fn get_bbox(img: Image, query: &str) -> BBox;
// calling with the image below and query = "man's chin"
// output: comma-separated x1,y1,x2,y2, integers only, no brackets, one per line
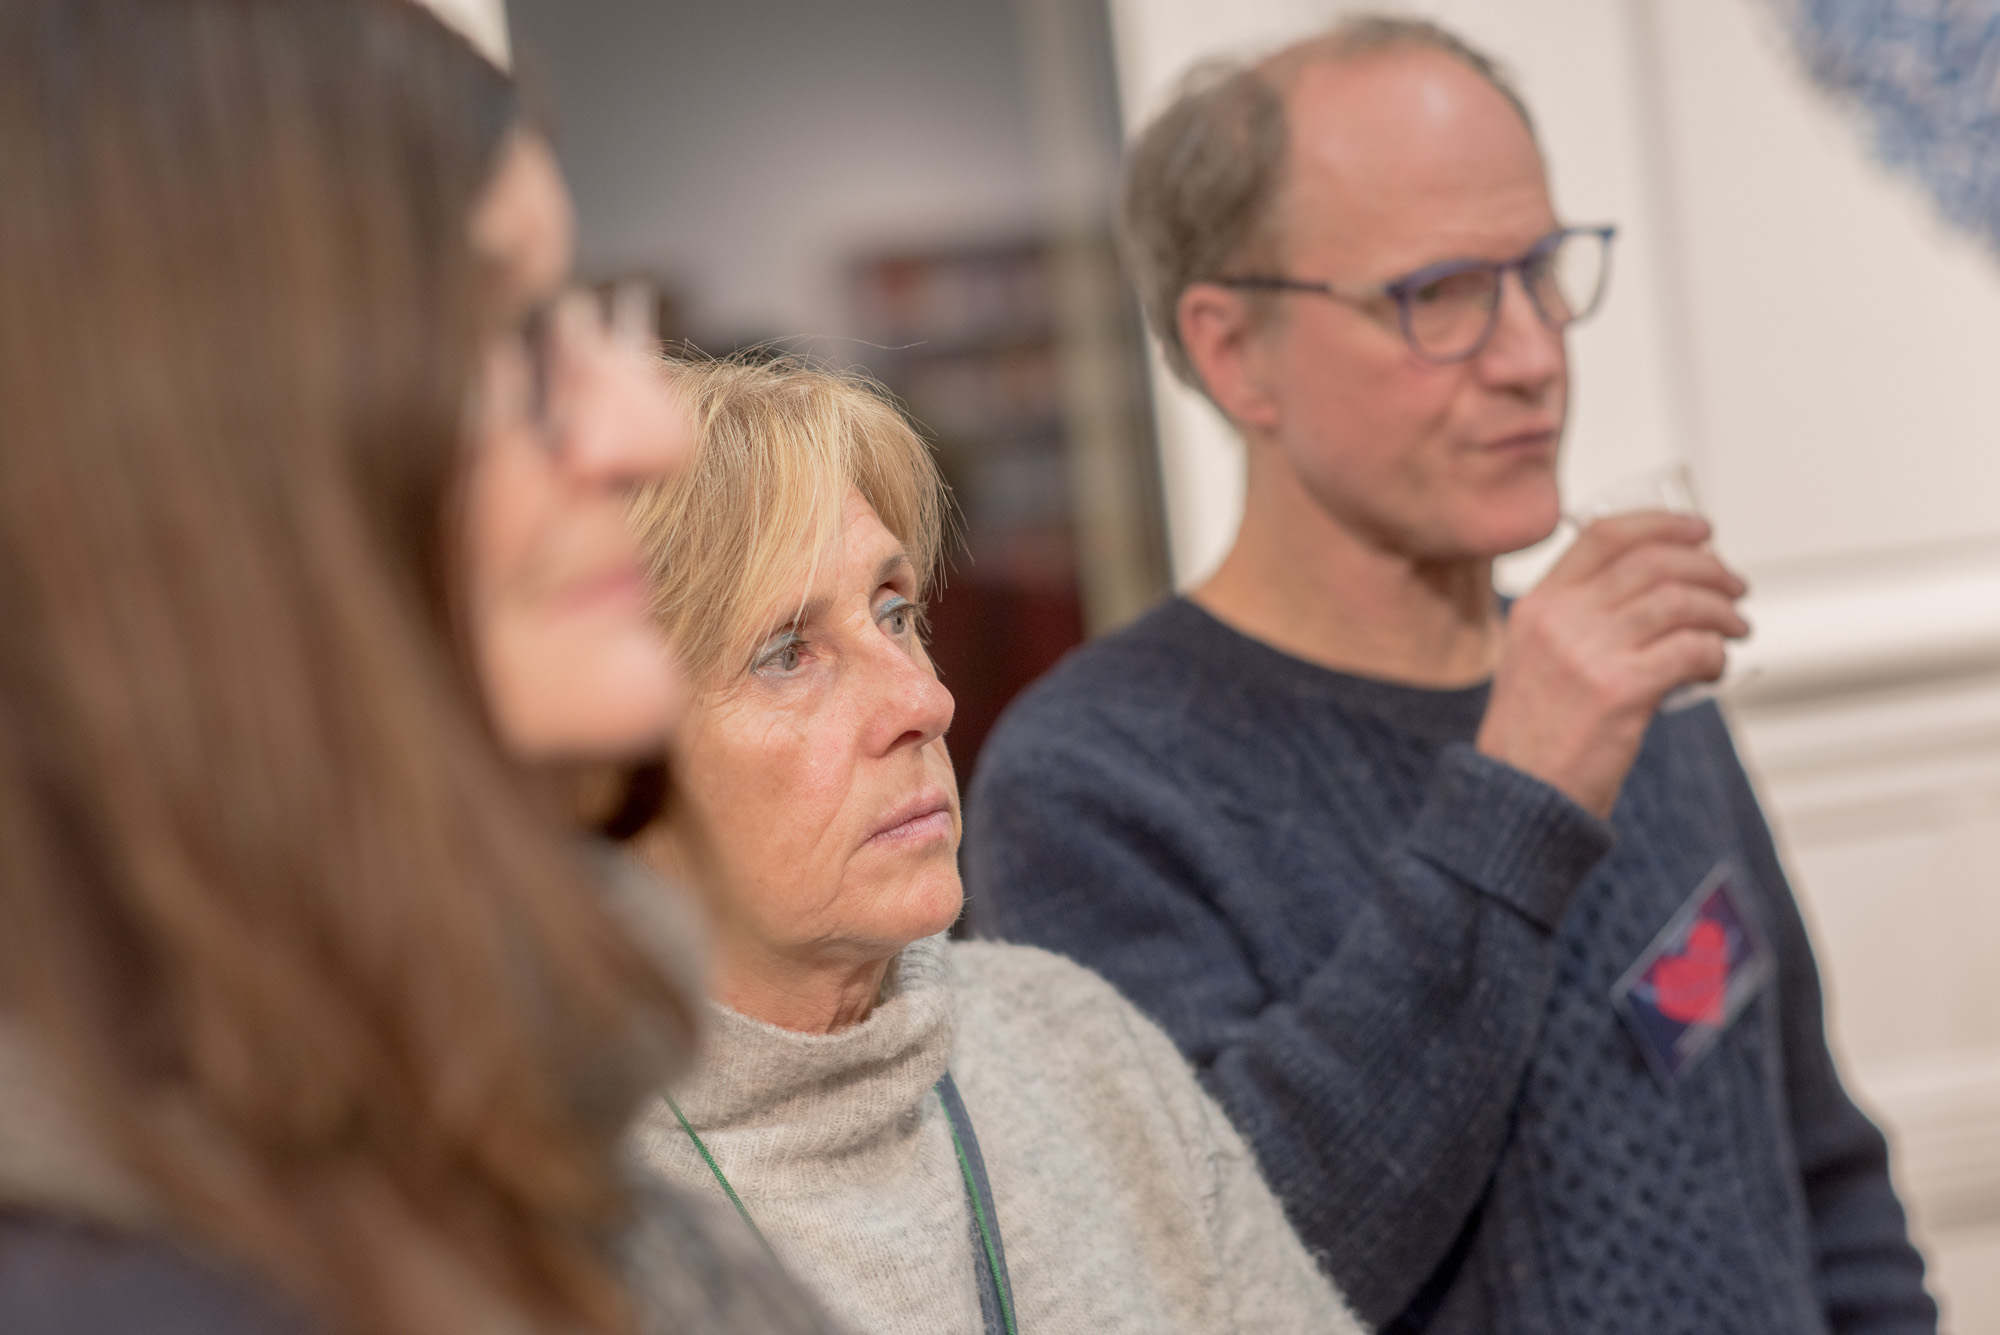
1439,500,1563,562
1496,514,1566,558
1476,481,1565,554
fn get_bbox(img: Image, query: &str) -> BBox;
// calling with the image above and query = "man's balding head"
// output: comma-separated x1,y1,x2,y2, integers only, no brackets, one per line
1120,16,1536,394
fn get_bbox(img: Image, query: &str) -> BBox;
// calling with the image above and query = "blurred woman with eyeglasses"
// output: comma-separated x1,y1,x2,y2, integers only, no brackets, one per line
0,2,838,1332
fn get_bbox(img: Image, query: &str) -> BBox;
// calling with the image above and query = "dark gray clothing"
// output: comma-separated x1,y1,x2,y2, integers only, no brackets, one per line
0,1213,306,1335
0,1185,840,1335
965,597,1936,1335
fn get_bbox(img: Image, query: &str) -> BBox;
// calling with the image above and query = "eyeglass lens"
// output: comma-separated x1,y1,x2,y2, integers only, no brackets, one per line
1402,229,1610,362
522,282,658,442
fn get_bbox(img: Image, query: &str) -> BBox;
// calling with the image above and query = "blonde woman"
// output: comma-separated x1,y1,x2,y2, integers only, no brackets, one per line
627,358,1363,1335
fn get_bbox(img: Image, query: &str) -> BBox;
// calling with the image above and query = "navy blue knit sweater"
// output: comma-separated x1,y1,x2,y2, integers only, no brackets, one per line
964,597,1935,1335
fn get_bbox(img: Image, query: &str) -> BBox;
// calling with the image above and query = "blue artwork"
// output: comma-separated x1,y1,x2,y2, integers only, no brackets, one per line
1761,0,2000,253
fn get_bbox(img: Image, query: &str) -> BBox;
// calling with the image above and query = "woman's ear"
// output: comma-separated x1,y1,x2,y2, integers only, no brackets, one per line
1178,283,1282,435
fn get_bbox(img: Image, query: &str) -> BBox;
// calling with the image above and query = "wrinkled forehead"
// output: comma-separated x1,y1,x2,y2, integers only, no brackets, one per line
749,485,909,614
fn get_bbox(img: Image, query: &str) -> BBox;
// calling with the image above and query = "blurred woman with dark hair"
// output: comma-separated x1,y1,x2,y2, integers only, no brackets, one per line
0,2,835,1332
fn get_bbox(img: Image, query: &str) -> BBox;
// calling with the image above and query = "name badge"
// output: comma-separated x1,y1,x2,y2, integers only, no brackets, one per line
1610,863,1772,1088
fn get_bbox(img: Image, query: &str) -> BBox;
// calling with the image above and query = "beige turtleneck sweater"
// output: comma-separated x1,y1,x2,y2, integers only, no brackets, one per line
632,934,1364,1334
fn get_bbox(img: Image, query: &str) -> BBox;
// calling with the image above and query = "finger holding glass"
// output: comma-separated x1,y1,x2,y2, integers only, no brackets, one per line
1567,464,1754,713
1476,507,1751,818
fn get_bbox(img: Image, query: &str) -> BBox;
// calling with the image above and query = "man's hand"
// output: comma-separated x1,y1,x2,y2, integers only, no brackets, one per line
1476,513,1749,818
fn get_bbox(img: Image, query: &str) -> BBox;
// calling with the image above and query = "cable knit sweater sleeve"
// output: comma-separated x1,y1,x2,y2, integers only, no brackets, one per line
951,941,1365,1335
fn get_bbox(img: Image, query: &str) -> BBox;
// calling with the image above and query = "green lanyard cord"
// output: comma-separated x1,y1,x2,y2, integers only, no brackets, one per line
662,1092,776,1260
666,1081,1018,1334
944,1091,1019,1335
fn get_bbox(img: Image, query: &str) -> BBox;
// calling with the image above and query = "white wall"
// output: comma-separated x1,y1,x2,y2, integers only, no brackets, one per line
1107,0,2000,1326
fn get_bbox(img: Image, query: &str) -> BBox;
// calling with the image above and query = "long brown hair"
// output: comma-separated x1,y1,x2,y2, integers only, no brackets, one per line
0,1,692,1330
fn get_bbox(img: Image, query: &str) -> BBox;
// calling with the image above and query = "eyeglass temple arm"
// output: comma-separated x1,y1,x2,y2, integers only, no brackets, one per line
1213,225,1614,301
1210,275,1385,304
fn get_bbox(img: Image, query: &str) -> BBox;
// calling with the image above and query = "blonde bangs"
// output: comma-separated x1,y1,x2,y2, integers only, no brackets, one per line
630,357,947,687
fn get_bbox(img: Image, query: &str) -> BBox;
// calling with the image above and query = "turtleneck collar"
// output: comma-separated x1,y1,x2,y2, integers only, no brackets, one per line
670,934,955,1156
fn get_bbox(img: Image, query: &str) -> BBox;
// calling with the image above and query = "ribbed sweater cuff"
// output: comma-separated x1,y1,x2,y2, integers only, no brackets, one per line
1403,743,1614,933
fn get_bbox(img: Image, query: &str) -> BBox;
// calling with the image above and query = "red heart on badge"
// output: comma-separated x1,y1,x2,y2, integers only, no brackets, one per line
1650,918,1728,1026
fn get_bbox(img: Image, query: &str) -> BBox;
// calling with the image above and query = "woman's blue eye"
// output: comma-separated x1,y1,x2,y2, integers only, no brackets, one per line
880,597,923,639
754,631,805,674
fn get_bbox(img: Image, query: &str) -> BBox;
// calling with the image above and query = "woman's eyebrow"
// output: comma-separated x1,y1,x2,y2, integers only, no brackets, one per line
876,552,913,586
769,594,831,634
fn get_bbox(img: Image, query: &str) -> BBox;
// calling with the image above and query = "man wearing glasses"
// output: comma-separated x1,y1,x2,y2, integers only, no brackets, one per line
964,15,1934,1334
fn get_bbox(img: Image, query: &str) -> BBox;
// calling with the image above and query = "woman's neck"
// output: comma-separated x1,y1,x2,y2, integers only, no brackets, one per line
712,942,895,1035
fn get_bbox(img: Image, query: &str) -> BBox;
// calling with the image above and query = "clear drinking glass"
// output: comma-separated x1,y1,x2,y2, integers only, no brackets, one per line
1571,461,1703,526
1566,463,1751,713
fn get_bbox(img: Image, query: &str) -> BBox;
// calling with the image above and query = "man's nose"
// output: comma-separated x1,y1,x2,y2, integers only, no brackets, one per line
1475,269,1566,390
557,343,693,488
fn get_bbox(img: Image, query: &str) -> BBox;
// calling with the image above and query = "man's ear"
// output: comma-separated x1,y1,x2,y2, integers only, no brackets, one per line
1178,283,1280,434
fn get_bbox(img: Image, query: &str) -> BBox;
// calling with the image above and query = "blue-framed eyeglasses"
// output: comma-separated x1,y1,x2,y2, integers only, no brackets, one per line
1214,224,1616,364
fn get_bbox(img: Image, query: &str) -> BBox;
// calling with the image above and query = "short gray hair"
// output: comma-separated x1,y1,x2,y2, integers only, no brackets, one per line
1118,15,1537,396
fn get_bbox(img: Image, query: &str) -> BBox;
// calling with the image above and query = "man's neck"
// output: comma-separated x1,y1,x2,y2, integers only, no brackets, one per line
1190,457,1501,688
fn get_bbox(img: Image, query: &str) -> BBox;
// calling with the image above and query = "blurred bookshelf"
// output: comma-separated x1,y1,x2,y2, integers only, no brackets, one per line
850,234,1168,783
